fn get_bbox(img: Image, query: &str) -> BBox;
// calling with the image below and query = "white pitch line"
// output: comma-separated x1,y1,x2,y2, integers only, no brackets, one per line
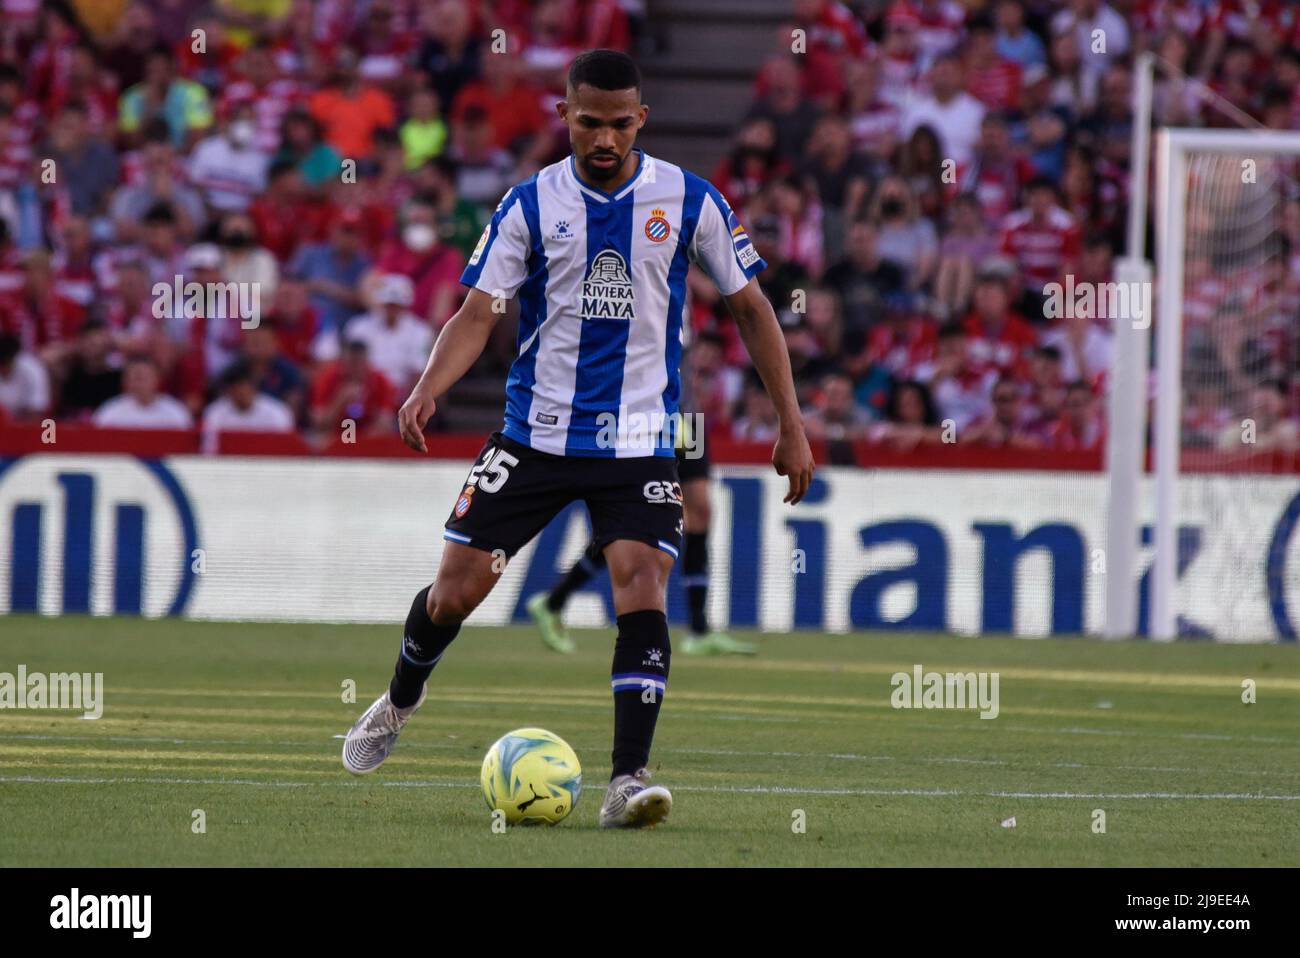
8,733,1300,779
3,774,1300,801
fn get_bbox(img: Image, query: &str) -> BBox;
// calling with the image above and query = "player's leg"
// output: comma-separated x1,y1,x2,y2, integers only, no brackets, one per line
344,431,566,774
525,540,609,654
584,453,682,828
343,544,499,774
390,543,500,707
677,446,756,657
599,538,675,828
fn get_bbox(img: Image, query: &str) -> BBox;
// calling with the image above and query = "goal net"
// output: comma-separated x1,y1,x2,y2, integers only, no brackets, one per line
1150,129,1300,640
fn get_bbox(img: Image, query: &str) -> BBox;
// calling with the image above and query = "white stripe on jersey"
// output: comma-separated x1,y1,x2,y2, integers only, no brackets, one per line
461,150,765,458
527,163,589,455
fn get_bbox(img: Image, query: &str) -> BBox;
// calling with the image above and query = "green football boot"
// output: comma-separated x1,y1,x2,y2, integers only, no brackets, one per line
526,592,576,654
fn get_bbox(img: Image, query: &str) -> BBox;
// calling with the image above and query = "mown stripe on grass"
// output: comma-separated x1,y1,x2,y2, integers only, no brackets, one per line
4,773,1300,801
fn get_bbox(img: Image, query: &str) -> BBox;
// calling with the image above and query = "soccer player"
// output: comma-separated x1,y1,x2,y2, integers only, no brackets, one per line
525,411,759,657
342,50,814,829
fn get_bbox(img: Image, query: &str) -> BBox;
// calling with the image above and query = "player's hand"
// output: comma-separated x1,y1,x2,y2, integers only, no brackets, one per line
773,424,815,504
397,388,436,453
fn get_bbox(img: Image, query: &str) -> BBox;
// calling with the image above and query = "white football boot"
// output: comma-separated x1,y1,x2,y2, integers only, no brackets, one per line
342,686,427,775
599,768,672,828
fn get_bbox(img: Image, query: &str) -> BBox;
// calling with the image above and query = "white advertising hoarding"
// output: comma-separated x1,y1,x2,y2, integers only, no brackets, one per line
1,454,1296,641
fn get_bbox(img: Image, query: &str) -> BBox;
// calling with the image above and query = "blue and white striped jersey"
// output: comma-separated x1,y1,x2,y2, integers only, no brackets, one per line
460,150,767,458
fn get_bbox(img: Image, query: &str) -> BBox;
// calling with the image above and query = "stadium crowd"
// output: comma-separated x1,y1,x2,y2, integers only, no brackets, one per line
0,0,1297,455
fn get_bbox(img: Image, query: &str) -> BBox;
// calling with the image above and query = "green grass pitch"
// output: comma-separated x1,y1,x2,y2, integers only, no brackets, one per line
2,615,1299,867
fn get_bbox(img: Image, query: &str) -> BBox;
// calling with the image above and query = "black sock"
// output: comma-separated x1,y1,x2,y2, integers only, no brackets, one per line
547,546,608,612
610,609,670,779
683,531,709,635
389,586,460,708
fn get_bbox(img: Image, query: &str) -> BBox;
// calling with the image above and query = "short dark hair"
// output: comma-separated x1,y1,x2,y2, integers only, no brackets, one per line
220,359,255,388
1025,175,1058,197
568,49,641,94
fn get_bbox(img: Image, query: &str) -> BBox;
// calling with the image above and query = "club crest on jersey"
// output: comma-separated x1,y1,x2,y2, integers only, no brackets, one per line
581,249,635,320
644,208,671,243
454,485,474,517
727,208,760,269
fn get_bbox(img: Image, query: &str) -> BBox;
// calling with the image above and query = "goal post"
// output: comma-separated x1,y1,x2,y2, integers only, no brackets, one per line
1147,128,1300,641
1102,53,1155,640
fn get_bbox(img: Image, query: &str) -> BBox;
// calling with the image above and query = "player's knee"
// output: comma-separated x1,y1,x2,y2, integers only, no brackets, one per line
428,581,478,624
612,556,669,600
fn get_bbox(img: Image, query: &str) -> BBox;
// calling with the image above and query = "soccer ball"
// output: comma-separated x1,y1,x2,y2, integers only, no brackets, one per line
480,727,583,826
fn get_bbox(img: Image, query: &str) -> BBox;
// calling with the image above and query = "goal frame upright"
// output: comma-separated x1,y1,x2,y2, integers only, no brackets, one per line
1147,128,1300,640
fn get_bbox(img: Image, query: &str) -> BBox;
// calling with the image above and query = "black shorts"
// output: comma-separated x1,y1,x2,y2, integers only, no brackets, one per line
444,432,684,561
675,413,711,483
676,437,711,483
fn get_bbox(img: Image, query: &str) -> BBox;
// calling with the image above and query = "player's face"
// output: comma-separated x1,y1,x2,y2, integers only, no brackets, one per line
558,85,647,184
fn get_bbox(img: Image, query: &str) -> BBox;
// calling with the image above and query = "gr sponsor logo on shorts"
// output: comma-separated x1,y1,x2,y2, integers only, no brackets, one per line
643,481,682,505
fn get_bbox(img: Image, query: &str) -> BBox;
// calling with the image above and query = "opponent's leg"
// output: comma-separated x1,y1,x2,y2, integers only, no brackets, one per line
598,539,674,828
526,542,608,654
343,543,499,774
679,477,756,656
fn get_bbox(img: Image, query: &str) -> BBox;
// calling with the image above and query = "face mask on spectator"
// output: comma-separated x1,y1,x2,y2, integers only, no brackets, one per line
223,230,254,249
403,223,436,251
228,120,255,148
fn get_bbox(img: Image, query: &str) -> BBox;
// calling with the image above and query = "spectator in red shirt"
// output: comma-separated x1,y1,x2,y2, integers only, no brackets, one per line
51,215,98,315
249,159,335,263
451,46,550,163
265,276,320,367
962,374,1040,447
964,12,1022,111
219,41,305,157
794,0,870,60
962,266,1038,379
998,176,1081,321
865,291,938,381
961,112,1034,226
350,0,419,90
310,337,398,438
1043,380,1105,451
14,251,87,362
369,195,466,328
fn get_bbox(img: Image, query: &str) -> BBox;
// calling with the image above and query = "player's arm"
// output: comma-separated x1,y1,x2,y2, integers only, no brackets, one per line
722,278,815,504
397,288,503,452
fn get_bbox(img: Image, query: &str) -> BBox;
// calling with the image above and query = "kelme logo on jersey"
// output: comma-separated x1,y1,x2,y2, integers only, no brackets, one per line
644,208,670,243
580,249,635,320
728,208,760,269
